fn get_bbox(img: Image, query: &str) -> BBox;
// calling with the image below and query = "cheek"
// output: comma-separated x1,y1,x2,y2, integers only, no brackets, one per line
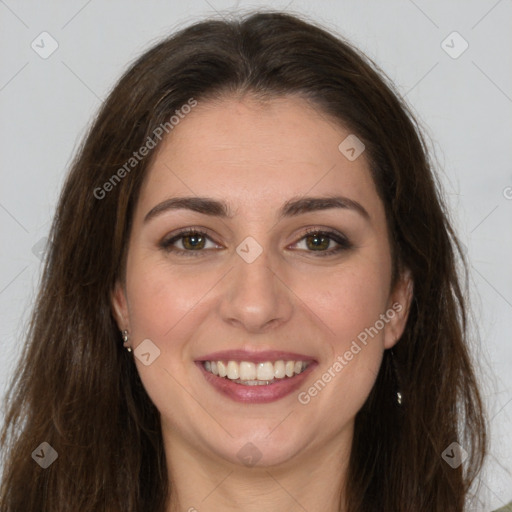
123,259,210,423
125,257,209,341
292,255,391,409
295,257,391,347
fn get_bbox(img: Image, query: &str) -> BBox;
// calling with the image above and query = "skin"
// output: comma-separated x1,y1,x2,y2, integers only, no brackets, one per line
112,95,412,512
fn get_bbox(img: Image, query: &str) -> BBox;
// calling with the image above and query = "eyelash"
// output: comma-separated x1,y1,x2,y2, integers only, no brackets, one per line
159,227,353,258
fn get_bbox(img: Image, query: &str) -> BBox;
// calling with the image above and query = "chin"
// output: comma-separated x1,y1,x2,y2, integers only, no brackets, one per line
211,427,312,469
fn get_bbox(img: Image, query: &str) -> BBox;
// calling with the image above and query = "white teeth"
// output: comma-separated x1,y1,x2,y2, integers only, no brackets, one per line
217,361,227,377
256,362,274,380
203,359,310,381
226,361,239,380
239,361,256,380
274,360,285,379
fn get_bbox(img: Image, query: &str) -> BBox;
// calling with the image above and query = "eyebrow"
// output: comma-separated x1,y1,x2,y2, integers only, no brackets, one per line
143,195,370,224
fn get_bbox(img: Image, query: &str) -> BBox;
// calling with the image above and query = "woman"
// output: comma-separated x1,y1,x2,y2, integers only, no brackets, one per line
0,10,490,512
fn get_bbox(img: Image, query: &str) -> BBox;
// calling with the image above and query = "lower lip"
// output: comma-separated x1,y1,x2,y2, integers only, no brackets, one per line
196,362,317,404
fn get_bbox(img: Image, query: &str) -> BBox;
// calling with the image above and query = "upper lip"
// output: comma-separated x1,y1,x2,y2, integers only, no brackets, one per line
196,349,316,363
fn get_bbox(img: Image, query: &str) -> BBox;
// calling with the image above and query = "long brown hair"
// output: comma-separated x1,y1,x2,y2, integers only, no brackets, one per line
0,11,486,511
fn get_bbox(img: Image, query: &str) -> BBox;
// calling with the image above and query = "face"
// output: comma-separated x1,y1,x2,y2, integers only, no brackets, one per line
112,95,411,470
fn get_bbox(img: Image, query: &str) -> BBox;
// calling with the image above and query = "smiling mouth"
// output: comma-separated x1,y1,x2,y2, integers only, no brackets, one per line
202,359,311,386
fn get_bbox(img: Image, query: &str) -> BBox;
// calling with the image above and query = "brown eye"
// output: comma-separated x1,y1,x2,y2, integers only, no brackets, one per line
181,233,206,250
292,229,353,257
304,233,331,251
160,229,219,256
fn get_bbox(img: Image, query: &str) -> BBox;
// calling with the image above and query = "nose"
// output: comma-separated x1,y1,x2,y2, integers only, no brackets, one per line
218,245,294,333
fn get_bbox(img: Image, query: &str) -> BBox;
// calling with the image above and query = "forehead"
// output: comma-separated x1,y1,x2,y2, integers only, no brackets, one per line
136,95,382,222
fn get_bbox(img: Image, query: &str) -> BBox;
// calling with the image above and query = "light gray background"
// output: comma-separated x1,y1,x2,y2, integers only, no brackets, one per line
0,0,511,509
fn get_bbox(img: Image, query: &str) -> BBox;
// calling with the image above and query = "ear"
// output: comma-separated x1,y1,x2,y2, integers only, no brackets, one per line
111,280,130,332
383,269,413,349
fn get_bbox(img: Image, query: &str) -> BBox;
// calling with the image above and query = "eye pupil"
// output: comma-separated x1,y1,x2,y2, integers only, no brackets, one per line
183,233,205,250
306,233,330,251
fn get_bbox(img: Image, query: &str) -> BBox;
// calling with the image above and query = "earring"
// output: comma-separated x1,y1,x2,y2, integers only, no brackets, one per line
122,330,132,352
389,347,403,406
